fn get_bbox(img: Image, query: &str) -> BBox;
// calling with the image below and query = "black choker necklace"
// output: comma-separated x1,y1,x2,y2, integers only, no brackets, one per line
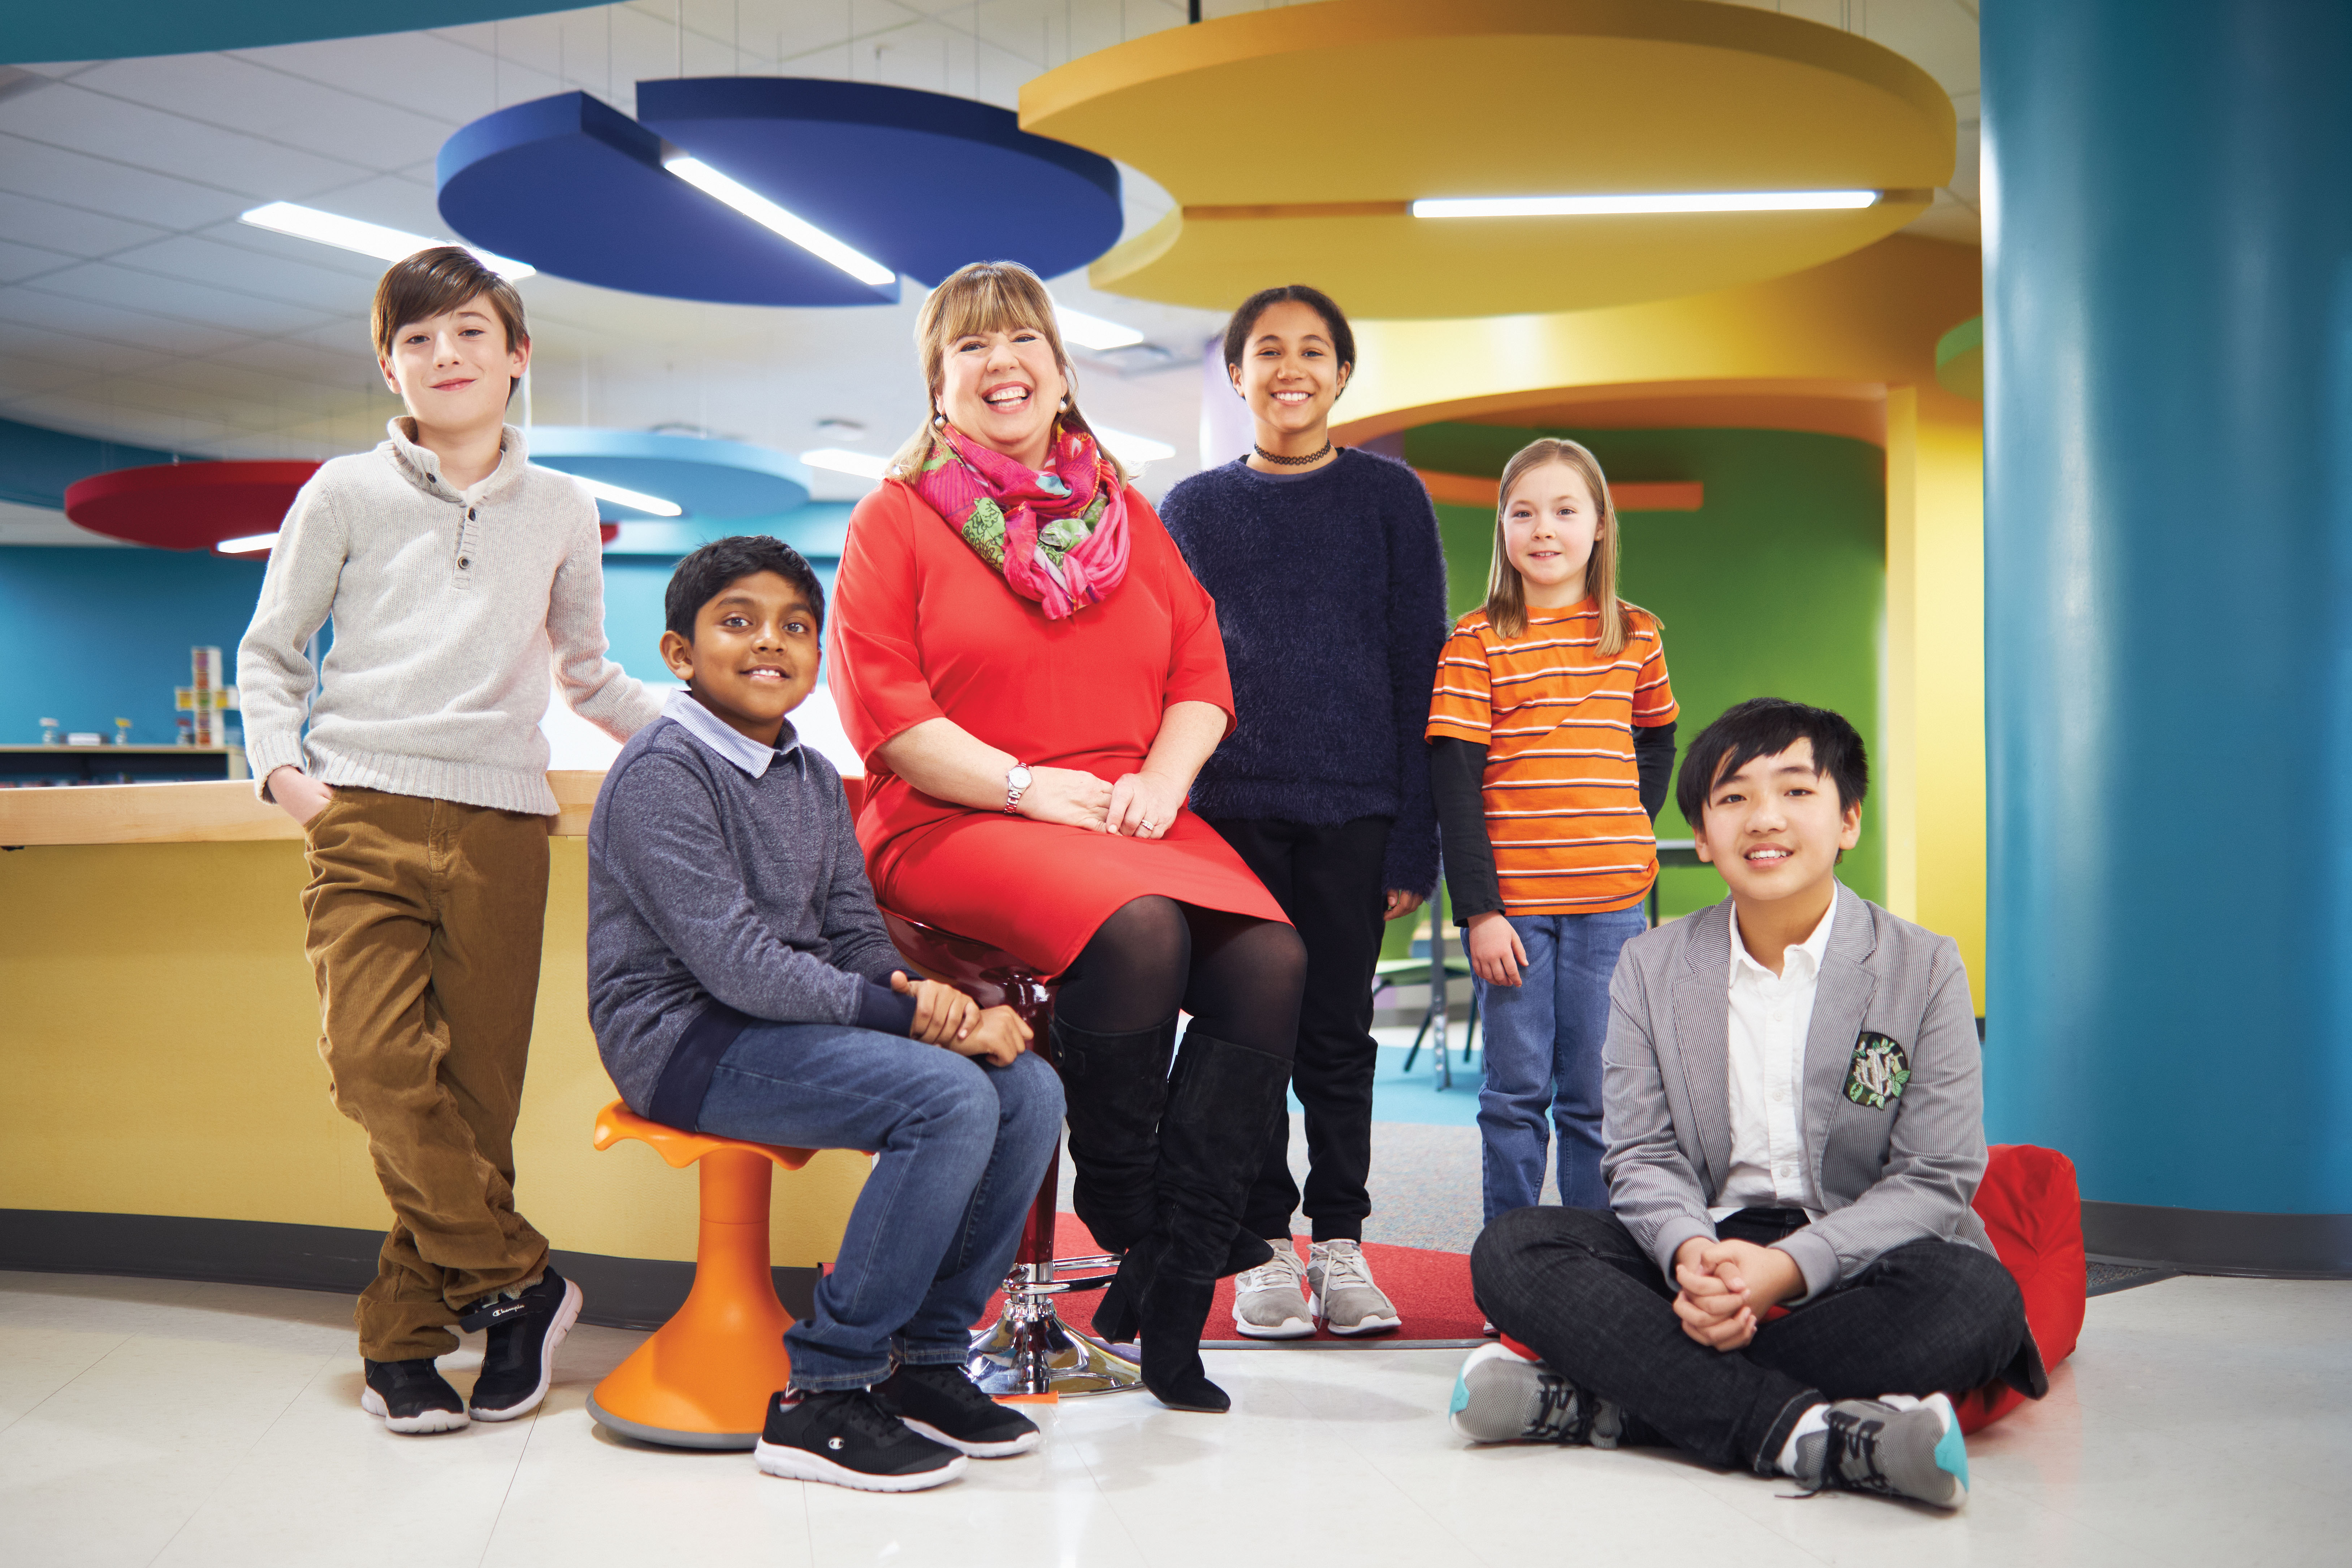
1253,439,1333,467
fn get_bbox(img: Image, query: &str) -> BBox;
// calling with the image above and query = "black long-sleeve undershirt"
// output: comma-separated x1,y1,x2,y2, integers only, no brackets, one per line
1431,723,1678,924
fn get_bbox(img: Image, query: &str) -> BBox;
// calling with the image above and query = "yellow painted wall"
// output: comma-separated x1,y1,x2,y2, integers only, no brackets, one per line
1337,235,1987,1003
0,838,870,1265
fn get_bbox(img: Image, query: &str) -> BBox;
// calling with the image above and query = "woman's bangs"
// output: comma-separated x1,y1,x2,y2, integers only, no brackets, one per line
935,271,1051,346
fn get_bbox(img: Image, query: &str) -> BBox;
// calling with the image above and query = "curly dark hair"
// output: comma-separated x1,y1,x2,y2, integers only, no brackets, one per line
1221,283,1356,373
664,534,826,640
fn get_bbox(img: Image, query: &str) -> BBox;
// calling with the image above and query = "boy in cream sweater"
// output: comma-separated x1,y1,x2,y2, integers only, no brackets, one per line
238,247,660,1434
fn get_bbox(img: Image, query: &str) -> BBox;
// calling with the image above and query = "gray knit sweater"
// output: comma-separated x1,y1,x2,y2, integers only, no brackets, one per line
237,418,660,815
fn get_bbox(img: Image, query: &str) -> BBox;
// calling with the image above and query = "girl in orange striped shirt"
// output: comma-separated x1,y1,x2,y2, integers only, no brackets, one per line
1426,438,1679,1221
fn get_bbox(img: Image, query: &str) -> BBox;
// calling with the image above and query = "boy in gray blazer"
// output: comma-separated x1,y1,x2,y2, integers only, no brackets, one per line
1452,699,2041,1510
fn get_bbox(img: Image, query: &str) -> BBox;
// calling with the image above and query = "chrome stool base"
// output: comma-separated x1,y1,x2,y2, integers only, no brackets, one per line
965,1255,1143,1397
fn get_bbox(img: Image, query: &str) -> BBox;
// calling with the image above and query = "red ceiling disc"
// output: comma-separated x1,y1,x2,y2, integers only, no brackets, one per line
64,461,322,550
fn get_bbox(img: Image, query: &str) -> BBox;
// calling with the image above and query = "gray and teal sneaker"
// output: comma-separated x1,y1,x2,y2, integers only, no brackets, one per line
1448,1342,1623,1446
1792,1393,1969,1510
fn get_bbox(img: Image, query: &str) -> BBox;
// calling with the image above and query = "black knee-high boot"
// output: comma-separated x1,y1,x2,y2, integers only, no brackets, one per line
1054,1014,1178,1255
1127,1028,1294,1412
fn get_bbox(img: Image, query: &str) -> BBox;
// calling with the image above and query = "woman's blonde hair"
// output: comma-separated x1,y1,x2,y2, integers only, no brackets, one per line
1485,436,1652,652
887,260,1128,484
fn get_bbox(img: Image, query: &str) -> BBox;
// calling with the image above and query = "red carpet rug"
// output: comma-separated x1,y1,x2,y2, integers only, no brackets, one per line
981,1214,1485,1346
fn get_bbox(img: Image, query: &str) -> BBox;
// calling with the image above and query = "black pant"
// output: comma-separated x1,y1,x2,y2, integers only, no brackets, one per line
1471,1205,2032,1473
1207,815,1392,1243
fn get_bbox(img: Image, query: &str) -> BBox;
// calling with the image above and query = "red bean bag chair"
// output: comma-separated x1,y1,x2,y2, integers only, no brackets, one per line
1949,1142,2083,1431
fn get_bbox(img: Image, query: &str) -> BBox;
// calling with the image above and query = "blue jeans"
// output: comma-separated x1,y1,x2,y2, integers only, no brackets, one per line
1473,906,1650,1222
694,1023,1064,1391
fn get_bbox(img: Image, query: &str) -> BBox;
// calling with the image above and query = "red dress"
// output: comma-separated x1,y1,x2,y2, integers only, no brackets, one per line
830,479,1288,975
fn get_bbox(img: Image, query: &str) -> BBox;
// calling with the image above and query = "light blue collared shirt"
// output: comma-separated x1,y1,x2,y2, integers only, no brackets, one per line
662,688,803,780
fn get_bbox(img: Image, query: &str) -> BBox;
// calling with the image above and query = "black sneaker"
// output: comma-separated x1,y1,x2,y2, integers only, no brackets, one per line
464,1268,584,1422
753,1389,968,1491
360,1357,469,1434
876,1361,1042,1457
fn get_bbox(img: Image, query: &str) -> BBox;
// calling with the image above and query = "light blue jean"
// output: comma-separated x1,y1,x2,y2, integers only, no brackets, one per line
695,1023,1064,1391
1473,906,1651,1223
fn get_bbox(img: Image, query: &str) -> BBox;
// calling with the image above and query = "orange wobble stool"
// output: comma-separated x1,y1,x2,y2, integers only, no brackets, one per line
585,1100,822,1449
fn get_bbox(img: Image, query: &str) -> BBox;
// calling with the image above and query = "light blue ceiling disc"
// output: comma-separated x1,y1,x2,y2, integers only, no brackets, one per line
6,3,556,66
437,92,900,307
527,428,812,522
635,77,1124,287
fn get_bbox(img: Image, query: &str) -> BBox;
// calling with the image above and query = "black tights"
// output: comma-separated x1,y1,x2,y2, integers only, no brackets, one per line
1054,896,1304,1058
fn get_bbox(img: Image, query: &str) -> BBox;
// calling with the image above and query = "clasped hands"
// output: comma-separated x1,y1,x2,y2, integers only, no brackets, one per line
1670,1235,1804,1352
890,971,1031,1066
1009,764,1183,839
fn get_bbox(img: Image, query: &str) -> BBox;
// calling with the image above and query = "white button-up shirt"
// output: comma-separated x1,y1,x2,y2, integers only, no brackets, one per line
1710,897,1837,1220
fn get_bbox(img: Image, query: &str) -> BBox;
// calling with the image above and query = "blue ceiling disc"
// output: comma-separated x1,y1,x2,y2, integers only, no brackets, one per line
437,92,899,307
636,78,1123,287
527,428,812,521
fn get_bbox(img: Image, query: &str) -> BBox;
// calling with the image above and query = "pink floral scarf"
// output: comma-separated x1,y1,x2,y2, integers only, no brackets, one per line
912,423,1129,619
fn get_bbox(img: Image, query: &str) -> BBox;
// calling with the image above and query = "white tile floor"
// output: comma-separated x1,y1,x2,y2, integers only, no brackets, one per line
4,1268,2346,1567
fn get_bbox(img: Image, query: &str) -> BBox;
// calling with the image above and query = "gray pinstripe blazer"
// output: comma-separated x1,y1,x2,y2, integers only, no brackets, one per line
1599,883,1995,1302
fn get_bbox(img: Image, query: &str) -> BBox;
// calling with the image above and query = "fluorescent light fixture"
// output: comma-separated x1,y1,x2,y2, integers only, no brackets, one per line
1411,190,1879,219
1055,304,1145,352
663,155,896,288
801,447,891,480
1096,426,1176,465
215,531,280,555
238,201,535,278
571,476,683,517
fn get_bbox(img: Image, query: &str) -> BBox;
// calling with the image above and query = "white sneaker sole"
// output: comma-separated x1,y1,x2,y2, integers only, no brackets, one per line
899,1416,1042,1457
1232,1297,1315,1339
755,1439,968,1491
360,1386,469,1434
470,1277,583,1422
1311,1288,1402,1336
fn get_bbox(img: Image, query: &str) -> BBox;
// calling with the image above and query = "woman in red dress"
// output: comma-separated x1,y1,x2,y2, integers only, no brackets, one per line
829,261,1304,1413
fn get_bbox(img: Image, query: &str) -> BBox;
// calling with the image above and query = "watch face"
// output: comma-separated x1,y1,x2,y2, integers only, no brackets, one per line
1008,766,1033,790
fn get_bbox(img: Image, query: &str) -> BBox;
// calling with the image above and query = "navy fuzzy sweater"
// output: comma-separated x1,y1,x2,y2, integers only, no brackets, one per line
1160,450,1448,894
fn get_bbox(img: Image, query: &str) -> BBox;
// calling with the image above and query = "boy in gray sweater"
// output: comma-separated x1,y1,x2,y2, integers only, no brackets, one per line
588,536,1062,1493
237,248,660,1435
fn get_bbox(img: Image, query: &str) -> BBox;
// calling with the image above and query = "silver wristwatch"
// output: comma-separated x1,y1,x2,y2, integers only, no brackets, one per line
1003,763,1033,814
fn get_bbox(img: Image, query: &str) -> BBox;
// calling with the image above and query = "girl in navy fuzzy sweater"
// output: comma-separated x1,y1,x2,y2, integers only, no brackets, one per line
1160,284,1448,1338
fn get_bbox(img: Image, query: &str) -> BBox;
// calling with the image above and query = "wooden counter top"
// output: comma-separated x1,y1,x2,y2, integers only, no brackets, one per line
0,772,607,846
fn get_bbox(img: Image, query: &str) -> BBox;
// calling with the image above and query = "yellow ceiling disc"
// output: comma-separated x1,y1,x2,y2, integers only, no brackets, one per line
1022,0,1953,320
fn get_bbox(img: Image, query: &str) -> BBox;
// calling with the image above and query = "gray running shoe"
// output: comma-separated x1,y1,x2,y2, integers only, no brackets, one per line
1448,1342,1623,1446
1308,1239,1401,1336
1792,1393,1970,1510
1231,1238,1314,1339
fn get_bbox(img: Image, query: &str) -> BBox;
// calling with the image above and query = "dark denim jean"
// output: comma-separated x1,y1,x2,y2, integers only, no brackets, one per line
695,1023,1064,1391
1473,906,1650,1220
1471,1205,2031,1472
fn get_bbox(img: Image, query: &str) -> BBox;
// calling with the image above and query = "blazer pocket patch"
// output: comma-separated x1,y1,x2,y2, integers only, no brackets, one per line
1843,1031,1911,1109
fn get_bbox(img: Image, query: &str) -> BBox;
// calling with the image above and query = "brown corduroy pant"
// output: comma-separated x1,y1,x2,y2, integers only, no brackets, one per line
302,787,553,1361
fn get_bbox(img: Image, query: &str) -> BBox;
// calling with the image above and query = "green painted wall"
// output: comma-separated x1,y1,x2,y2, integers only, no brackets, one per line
1403,424,1886,921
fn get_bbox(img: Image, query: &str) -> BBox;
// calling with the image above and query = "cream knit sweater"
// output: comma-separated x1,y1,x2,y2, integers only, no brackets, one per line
238,418,662,815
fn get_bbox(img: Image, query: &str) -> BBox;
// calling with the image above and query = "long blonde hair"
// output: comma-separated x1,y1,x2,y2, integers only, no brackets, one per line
886,260,1128,484
1485,437,1652,652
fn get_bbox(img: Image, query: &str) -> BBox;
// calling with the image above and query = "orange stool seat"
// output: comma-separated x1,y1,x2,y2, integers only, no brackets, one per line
584,1100,820,1450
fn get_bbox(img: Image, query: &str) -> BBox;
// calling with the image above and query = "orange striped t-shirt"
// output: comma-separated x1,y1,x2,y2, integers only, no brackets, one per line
1424,598,1678,915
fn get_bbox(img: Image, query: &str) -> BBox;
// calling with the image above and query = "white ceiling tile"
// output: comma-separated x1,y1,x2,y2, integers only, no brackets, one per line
110,230,383,314
0,285,254,356
0,133,251,229
233,31,504,128
0,235,77,283
0,187,170,257
29,262,336,337
0,319,182,376
0,87,370,202
68,55,459,170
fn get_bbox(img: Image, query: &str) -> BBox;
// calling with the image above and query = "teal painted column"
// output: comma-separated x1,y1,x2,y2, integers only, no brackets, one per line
1983,0,2352,1272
